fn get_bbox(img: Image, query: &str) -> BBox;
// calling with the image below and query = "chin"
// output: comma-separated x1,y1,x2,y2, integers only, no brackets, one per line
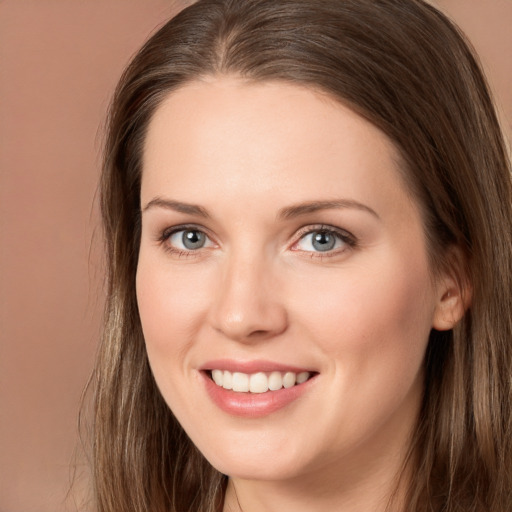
199,436,314,481
212,458,303,482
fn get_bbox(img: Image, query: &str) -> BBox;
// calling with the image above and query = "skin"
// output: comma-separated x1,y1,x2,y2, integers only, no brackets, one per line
136,77,463,512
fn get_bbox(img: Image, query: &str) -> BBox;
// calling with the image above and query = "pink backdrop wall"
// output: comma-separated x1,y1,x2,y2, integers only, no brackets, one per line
0,1,510,511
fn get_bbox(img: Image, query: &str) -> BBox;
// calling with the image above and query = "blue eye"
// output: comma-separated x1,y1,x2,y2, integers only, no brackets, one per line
167,228,213,251
295,229,351,253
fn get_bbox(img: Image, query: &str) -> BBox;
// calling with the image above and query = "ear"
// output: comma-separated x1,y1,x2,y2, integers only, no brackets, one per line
432,247,472,331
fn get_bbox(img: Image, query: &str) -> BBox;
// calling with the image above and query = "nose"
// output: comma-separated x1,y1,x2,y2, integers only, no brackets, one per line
208,252,288,343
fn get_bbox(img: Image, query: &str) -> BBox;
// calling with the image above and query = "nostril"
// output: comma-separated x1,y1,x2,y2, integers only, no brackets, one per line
249,329,269,337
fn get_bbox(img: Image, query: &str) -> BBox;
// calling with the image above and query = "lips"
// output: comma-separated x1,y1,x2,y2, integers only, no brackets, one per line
201,359,314,374
200,359,317,417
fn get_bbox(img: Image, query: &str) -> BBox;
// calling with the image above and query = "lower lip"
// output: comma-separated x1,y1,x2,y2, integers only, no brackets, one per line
202,371,316,418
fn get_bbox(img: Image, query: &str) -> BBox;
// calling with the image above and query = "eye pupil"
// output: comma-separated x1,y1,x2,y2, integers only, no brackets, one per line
312,231,336,252
182,230,205,249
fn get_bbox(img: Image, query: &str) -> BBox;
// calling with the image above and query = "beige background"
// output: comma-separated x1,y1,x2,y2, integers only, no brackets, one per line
0,1,510,511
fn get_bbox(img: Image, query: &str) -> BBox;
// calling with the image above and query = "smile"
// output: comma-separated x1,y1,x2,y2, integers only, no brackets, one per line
201,363,318,417
210,370,311,393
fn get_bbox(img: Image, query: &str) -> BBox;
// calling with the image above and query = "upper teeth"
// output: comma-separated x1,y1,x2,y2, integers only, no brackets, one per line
211,370,310,393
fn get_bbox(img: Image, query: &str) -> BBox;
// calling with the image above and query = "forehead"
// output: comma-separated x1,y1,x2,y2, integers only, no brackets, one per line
141,77,411,214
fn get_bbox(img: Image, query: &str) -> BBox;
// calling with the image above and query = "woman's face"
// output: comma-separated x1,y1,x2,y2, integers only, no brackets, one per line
137,77,449,483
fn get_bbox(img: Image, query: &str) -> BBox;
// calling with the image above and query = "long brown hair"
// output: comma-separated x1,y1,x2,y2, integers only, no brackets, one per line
92,1,512,510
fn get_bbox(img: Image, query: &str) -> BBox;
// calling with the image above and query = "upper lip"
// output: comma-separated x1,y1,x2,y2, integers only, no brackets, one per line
200,359,315,374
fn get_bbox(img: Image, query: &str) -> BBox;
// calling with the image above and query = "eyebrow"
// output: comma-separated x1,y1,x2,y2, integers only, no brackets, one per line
277,199,379,220
141,197,379,220
142,197,210,217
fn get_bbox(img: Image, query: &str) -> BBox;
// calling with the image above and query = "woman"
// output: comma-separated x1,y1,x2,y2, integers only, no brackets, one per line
91,0,512,511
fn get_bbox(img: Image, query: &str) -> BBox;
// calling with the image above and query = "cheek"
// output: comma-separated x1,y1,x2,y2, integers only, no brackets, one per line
295,251,435,380
288,254,435,447
135,255,209,368
135,255,216,424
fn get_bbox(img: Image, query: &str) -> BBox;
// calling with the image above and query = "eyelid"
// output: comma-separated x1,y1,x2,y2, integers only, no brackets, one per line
160,223,210,239
293,223,354,239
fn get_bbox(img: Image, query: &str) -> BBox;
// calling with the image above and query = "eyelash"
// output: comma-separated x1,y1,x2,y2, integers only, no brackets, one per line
156,223,357,259
157,224,212,258
292,224,357,259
